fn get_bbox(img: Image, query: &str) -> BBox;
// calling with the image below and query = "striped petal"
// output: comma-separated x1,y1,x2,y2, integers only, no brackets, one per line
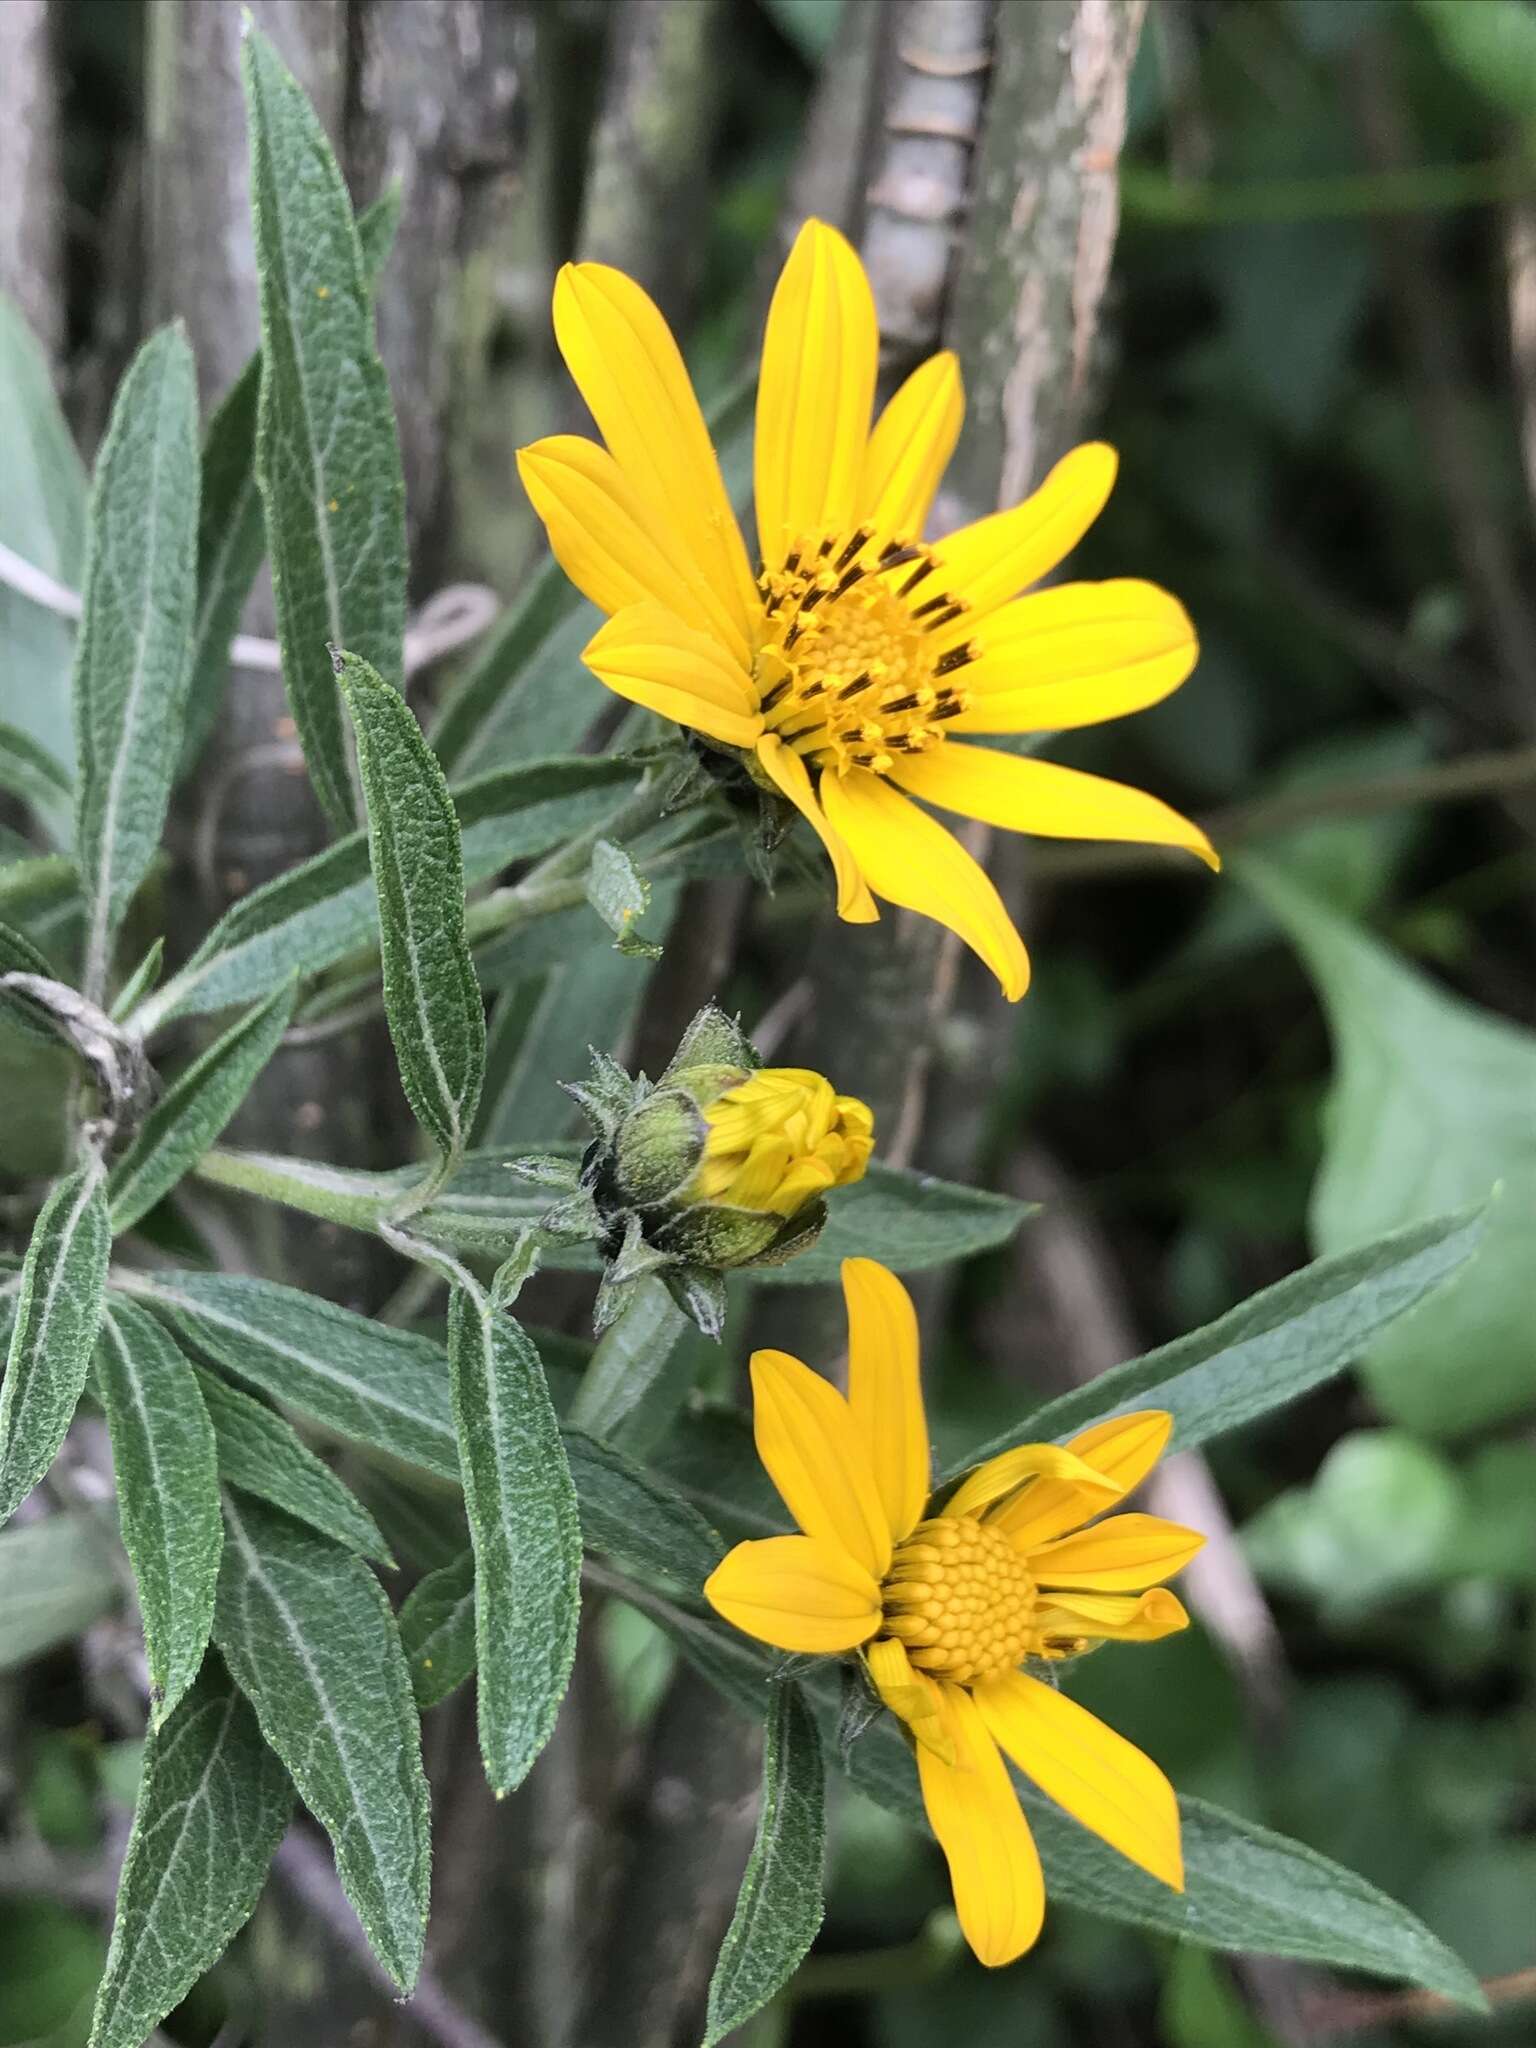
552,261,760,648
859,351,964,540
991,1411,1173,1549
756,219,878,569
820,768,1030,1001
889,746,1219,871
1033,1587,1192,1645
517,435,753,663
973,1670,1183,1892
931,443,1118,621
942,1444,1122,1525
755,735,878,922
916,1685,1045,1967
704,1534,881,1654
1029,1512,1205,1593
951,580,1197,733
843,1259,930,1545
866,1636,952,1762
583,602,763,750
750,1348,893,1579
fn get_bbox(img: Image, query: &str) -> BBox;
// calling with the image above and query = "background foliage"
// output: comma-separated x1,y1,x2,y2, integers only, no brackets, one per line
0,2,1533,2046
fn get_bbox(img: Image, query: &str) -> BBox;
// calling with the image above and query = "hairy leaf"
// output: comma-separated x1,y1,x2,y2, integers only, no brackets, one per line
195,1362,392,1565
0,721,72,844
953,1204,1487,1477
338,651,484,1164
399,1549,476,1709
0,914,59,1043
72,326,199,995
0,1163,112,1526
214,1493,430,1990
705,1681,825,2047
242,23,406,829
109,982,296,1231
446,1291,578,1793
89,1659,292,2048
0,1507,119,1671
96,1303,222,1725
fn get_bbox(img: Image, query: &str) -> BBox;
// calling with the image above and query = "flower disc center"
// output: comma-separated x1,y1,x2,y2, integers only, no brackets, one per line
880,1514,1036,1687
755,529,974,774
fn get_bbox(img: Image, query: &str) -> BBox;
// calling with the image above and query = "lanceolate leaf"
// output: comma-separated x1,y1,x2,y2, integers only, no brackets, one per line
138,754,637,1028
0,915,59,1043
89,1659,293,2048
563,1430,724,1588
129,1270,459,1484
337,651,485,1165
242,23,406,830
446,1290,579,1794
0,721,72,842
0,1163,112,1527
399,1548,476,1709
180,189,403,777
0,1507,119,1672
704,1681,826,2048
951,1204,1487,1479
73,325,200,996
214,1492,430,1991
194,1363,392,1565
95,1303,222,1726
108,981,296,1232
754,1166,1033,1286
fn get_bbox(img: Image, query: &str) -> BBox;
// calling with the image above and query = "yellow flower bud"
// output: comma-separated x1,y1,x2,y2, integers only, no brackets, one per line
689,1068,874,1219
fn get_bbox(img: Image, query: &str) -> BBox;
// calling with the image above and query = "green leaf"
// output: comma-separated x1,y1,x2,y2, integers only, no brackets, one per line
0,294,86,834
213,1492,430,1991
586,838,662,958
108,981,296,1231
95,1303,222,1726
194,1362,393,1565
953,1204,1486,1478
399,1549,476,1709
1244,860,1536,1437
756,1164,1034,1286
72,325,200,996
630,1590,1484,2009
89,1658,292,2048
0,1163,112,1526
0,914,60,1043
0,721,72,844
109,937,164,1022
704,1681,826,2048
0,1508,119,1671
337,650,485,1165
564,1429,724,1586
241,23,406,830
430,558,595,774
140,755,636,1028
446,1290,579,1793
1414,0,1536,120
129,1270,459,1483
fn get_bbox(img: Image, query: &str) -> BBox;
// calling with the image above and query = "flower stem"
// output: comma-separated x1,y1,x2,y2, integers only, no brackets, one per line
567,1275,691,1442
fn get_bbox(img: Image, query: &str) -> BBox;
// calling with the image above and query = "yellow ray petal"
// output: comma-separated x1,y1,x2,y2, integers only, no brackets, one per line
552,262,760,645
859,351,964,539
951,579,1197,733
842,1259,930,1545
866,1637,953,1762
942,1444,1122,1525
1029,1513,1205,1592
755,735,879,922
750,1349,894,1579
820,768,1030,1001
974,1669,1183,1891
932,443,1118,620
583,602,763,750
756,219,878,568
704,1534,881,1653
889,746,1219,871
517,435,752,663
1033,1587,1191,1644
990,1411,1173,1549
917,1685,1045,1967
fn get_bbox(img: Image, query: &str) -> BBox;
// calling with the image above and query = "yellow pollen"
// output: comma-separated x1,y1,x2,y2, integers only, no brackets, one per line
879,1515,1036,1687
755,529,973,774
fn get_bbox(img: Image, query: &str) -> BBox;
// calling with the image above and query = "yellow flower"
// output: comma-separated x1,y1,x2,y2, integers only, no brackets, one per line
703,1259,1202,1966
519,219,1217,1002
690,1068,873,1218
